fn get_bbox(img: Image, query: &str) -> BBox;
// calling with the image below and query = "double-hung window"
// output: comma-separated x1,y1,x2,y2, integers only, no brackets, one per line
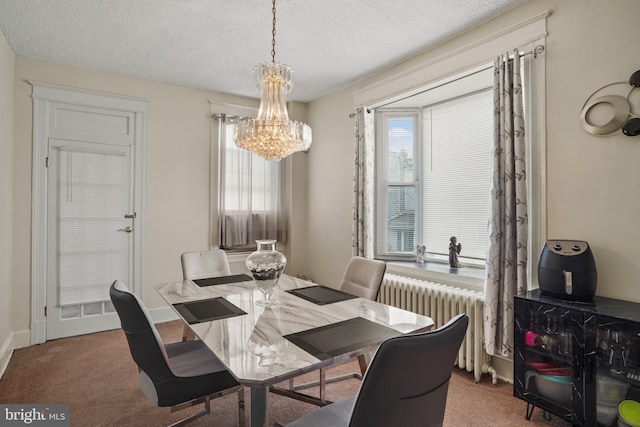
217,115,287,251
375,71,494,267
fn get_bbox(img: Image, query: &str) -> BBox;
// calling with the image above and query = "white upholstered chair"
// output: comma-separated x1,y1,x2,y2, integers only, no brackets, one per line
181,249,232,280
338,256,387,301
179,249,232,341
290,256,387,402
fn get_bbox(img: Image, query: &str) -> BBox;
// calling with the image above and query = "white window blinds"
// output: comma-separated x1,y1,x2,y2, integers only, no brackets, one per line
422,89,493,260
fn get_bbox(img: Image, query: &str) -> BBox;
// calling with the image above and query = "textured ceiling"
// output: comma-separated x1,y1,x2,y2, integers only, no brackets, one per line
0,0,528,102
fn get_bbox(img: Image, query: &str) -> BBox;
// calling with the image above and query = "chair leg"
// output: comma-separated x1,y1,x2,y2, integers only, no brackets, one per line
169,385,244,427
169,396,211,427
292,353,368,394
357,353,368,375
237,388,246,427
181,325,195,342
319,369,326,402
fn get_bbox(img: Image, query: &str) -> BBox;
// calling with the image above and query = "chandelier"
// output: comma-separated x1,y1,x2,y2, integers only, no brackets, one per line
234,0,312,161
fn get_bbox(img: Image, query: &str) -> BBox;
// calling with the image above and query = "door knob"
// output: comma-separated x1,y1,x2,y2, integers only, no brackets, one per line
117,226,133,233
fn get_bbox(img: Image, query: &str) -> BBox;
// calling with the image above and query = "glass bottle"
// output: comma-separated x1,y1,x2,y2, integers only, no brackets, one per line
541,315,558,353
525,313,543,347
245,240,287,307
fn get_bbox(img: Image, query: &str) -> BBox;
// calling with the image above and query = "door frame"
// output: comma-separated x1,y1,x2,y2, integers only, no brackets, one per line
30,82,147,344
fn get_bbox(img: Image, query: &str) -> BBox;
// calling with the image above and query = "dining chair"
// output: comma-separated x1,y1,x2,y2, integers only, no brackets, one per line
180,249,232,341
181,249,232,280
281,313,469,427
109,280,245,427
289,256,387,401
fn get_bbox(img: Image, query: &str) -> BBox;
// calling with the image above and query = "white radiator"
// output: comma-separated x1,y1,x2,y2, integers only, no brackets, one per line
379,273,496,383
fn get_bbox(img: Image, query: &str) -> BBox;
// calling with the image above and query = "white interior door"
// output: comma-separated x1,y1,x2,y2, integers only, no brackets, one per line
46,139,134,339
30,84,147,343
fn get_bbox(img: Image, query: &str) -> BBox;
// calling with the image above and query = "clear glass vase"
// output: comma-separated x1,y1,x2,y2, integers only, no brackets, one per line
246,240,286,307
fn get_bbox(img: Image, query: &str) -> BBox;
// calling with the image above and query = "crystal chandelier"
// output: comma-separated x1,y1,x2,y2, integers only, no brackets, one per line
234,0,312,161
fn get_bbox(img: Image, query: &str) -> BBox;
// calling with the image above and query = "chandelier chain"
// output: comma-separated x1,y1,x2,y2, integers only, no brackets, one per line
271,0,277,63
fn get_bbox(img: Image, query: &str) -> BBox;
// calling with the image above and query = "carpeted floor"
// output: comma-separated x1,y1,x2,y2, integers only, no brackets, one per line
0,320,571,426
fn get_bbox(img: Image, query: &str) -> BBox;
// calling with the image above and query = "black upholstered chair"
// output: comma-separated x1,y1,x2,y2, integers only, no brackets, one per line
109,280,245,427
290,256,387,401
282,313,469,427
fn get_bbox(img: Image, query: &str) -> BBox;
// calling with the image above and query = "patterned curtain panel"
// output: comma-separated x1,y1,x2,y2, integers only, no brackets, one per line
484,50,528,358
352,107,375,258
217,114,287,249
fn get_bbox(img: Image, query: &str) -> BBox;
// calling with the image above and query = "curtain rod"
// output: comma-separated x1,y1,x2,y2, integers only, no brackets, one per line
211,113,251,122
348,44,544,117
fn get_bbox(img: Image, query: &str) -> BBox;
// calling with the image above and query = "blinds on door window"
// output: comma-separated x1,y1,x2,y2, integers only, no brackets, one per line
57,147,129,306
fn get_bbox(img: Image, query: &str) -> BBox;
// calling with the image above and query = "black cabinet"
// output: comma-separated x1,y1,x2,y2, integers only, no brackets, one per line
514,290,640,426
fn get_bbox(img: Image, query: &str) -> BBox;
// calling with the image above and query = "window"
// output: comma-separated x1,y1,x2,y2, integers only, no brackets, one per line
375,71,494,266
377,112,419,254
217,115,287,250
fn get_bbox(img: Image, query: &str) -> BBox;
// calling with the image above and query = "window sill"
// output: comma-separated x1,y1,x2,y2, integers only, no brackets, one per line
385,261,485,291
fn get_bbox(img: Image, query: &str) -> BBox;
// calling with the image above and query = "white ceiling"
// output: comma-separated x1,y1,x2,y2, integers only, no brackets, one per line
0,0,528,103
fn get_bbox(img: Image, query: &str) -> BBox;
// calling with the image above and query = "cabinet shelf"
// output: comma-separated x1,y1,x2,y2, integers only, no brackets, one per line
524,346,575,367
596,364,640,387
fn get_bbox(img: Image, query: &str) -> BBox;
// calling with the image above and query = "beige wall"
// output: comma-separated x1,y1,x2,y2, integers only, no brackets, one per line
10,56,311,336
543,0,640,302
5,0,640,345
303,90,356,285
0,30,15,357
305,0,640,302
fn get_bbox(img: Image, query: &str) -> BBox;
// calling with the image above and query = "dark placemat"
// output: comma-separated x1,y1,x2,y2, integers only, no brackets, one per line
284,317,400,360
286,285,357,305
193,274,252,287
173,297,246,324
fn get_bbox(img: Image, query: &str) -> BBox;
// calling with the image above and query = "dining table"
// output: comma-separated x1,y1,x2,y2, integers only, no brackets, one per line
157,273,434,427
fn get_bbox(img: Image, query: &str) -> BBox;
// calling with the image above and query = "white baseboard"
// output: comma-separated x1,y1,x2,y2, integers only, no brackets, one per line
0,327,43,378
0,308,176,379
148,306,179,324
12,329,31,349
491,354,514,384
0,332,15,379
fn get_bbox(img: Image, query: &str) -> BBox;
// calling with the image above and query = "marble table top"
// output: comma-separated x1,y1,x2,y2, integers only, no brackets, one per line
157,274,434,387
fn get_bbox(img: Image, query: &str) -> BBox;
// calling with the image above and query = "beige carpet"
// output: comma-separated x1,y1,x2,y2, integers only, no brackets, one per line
0,320,570,426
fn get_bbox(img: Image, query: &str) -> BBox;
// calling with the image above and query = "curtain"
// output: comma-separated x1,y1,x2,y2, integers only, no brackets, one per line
352,107,375,258
484,50,528,358
217,114,287,249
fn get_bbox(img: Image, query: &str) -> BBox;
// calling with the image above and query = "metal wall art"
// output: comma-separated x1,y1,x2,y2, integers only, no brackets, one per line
580,69,640,137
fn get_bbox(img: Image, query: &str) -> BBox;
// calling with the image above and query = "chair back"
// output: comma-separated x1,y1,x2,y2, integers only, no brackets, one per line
181,249,231,280
349,313,469,427
339,256,386,301
109,280,174,383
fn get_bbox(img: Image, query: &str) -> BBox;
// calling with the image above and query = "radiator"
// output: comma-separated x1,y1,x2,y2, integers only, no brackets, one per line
379,273,496,384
